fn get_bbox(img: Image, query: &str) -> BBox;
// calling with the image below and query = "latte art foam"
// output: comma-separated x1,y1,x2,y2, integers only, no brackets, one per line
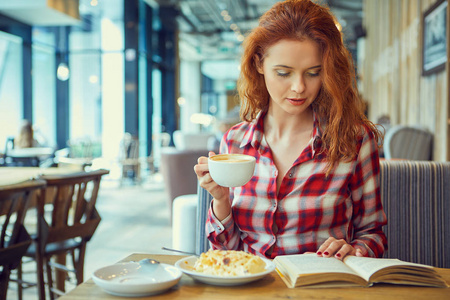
209,154,253,163
210,157,250,162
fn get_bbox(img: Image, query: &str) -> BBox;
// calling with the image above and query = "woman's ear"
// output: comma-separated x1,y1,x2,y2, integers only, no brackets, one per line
254,54,264,74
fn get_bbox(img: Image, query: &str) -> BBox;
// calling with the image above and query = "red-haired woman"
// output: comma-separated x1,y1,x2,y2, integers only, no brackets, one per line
194,0,387,260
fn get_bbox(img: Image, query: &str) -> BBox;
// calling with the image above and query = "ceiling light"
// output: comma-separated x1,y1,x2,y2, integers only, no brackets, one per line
89,75,99,84
209,105,217,114
57,63,70,81
125,48,136,61
177,97,186,106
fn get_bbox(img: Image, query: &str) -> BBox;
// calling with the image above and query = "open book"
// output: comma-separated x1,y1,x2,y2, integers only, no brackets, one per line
274,253,448,288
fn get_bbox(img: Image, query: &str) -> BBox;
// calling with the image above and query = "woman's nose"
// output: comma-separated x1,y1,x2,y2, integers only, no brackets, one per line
291,76,305,93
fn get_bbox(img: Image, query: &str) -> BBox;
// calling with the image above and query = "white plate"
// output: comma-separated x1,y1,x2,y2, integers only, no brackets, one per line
93,261,182,297
175,255,275,286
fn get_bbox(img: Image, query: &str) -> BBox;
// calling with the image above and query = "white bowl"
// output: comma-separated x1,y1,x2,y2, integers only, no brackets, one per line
93,261,182,297
175,255,275,286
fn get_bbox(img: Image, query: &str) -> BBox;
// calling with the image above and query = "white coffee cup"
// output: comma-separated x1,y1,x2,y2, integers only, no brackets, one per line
208,154,256,187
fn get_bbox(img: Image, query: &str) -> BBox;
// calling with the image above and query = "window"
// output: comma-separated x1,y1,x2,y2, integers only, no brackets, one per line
0,31,23,150
32,42,57,147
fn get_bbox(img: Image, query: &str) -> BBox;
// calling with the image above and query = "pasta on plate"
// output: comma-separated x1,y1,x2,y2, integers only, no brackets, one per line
194,250,266,277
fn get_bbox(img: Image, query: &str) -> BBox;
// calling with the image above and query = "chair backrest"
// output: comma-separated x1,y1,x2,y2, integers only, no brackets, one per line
120,133,139,160
37,170,109,249
160,147,209,218
383,125,433,160
380,160,450,268
3,136,15,154
0,179,46,295
160,132,172,147
173,130,214,151
2,136,15,166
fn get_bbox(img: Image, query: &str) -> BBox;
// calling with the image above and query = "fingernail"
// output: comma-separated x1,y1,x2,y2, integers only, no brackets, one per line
323,251,329,256
336,253,341,257
316,251,322,255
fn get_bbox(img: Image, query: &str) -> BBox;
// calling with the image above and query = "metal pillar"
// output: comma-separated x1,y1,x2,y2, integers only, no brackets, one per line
124,0,140,137
159,5,178,140
55,26,70,149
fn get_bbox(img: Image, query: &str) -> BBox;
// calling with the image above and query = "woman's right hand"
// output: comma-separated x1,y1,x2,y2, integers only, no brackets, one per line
193,151,231,220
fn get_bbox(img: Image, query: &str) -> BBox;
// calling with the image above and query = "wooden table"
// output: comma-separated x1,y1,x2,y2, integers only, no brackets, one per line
7,147,54,158
6,147,54,166
0,166,85,186
60,253,450,300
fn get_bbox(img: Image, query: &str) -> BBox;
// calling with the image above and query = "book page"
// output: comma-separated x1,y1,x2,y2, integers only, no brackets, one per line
343,256,433,282
277,253,360,277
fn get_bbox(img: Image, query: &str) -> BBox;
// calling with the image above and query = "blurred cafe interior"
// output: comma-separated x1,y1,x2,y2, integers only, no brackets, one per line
0,0,449,299
0,0,449,170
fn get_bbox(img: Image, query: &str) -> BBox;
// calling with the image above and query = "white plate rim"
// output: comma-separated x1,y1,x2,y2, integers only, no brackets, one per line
92,261,182,296
174,255,275,285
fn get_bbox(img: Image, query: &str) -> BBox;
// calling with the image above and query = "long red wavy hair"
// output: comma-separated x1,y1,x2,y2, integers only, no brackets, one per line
237,0,380,172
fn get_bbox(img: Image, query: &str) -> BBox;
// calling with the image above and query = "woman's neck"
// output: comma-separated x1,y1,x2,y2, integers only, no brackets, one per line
264,104,314,139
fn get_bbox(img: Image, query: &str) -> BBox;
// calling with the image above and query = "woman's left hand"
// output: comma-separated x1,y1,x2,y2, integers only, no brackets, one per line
316,237,364,260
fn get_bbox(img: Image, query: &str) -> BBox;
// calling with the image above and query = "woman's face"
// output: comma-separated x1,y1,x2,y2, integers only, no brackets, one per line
257,39,322,117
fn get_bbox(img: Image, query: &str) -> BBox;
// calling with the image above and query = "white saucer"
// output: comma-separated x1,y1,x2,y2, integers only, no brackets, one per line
93,261,182,297
175,255,275,286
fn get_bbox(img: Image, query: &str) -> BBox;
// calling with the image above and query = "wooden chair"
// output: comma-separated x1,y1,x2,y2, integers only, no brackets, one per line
17,169,109,299
1,136,16,166
119,133,141,185
0,179,46,300
160,147,209,221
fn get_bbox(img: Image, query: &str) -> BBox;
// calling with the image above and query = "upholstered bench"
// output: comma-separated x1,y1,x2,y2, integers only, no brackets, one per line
379,160,450,268
181,160,450,268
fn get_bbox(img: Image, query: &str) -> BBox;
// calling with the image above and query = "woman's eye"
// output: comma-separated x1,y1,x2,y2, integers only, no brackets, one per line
276,70,290,77
306,71,321,77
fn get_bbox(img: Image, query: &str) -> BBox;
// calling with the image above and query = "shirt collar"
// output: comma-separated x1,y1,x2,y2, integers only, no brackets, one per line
239,110,265,149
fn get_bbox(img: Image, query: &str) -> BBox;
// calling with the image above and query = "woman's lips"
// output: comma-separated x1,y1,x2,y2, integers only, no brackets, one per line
287,98,306,105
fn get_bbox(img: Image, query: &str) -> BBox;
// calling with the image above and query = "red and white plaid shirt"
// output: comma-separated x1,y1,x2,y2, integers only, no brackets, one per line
206,111,387,258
